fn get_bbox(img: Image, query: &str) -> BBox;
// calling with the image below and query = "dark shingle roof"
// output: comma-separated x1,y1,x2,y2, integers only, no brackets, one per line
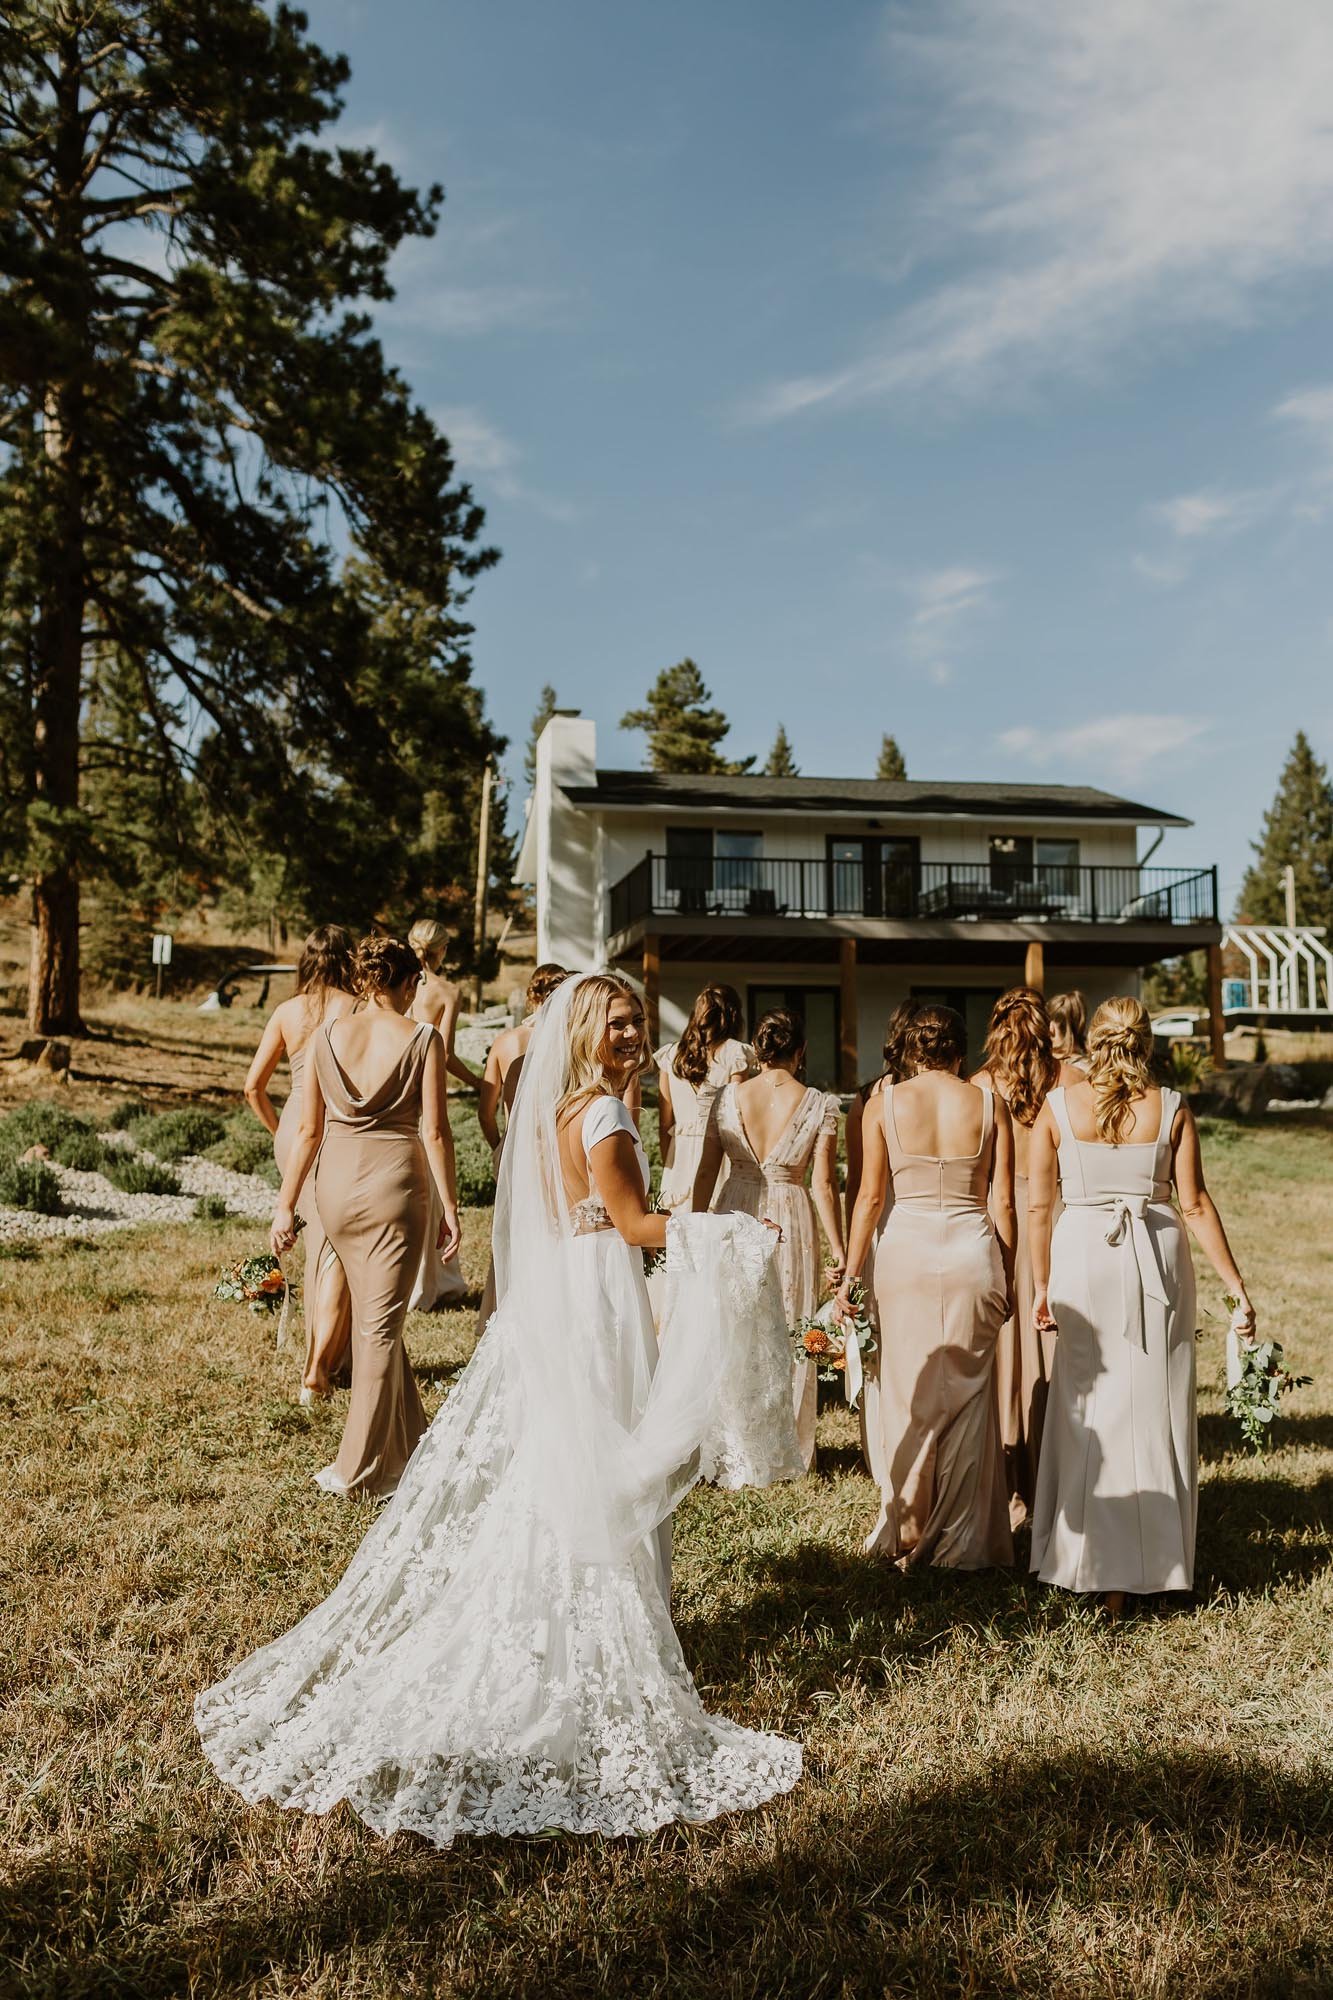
563,771,1191,827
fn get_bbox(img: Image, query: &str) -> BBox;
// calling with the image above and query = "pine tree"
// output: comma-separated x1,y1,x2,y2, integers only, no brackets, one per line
876,735,908,781
524,684,559,790
620,660,753,775
763,724,799,777
0,1,497,1032
1237,731,1333,932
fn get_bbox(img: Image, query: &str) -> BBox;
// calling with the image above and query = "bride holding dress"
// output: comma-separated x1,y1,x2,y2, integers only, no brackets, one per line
197,972,802,1844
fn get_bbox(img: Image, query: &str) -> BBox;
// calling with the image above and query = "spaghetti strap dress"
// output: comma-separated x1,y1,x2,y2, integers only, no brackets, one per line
864,1085,1013,1569
310,1023,433,1497
1030,1088,1196,1594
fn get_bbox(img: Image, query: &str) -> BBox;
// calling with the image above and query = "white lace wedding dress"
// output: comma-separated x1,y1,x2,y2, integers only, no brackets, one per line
196,986,801,1845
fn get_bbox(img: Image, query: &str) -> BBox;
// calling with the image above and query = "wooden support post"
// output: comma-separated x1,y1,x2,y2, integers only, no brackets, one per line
642,933,660,1050
839,937,859,1091
1024,939,1045,994
1206,941,1227,1070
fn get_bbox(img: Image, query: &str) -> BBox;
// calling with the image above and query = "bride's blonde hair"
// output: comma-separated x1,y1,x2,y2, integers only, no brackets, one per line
1086,995,1155,1144
557,972,649,1116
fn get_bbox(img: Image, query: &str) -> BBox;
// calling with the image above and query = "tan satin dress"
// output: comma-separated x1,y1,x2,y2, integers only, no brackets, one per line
310,1023,432,1497
273,1047,351,1387
865,1085,1013,1570
714,1083,840,1472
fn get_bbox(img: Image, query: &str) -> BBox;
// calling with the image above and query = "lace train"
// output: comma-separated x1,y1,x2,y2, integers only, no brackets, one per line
197,1236,801,1844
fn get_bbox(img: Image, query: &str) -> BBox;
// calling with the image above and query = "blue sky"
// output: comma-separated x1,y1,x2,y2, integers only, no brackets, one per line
309,0,1333,912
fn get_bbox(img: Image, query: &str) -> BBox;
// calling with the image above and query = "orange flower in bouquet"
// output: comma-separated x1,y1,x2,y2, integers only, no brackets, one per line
802,1325,831,1357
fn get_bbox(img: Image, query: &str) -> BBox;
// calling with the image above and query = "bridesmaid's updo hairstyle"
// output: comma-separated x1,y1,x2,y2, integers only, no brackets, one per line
902,1003,966,1075
527,962,569,1010
295,924,354,1001
353,933,421,999
1086,996,1155,1144
860,1000,921,1103
674,983,745,1086
982,986,1059,1127
1048,989,1087,1060
408,918,450,972
558,972,649,1115
753,1008,805,1070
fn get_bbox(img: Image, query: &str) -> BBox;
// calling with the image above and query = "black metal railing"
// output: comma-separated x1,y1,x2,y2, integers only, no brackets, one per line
608,855,1218,932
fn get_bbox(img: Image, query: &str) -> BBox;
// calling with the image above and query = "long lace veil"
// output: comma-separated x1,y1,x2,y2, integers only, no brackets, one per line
486,973,778,1566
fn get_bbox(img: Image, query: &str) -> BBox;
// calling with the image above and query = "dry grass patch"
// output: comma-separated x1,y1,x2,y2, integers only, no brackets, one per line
2,1126,1332,1996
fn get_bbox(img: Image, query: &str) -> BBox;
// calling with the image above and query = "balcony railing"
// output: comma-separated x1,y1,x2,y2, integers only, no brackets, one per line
608,855,1219,934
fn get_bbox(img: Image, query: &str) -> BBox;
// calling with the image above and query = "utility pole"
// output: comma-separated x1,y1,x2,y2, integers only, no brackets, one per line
1283,862,1297,929
472,759,495,1009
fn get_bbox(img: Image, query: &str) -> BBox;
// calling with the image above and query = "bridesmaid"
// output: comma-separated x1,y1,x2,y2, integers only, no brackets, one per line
655,984,754,1213
1048,990,1090,1081
971,987,1061,1528
243,925,356,1400
845,1002,919,1485
694,1009,844,1471
272,935,461,1499
838,1004,1015,1570
1028,996,1254,1610
407,918,476,1311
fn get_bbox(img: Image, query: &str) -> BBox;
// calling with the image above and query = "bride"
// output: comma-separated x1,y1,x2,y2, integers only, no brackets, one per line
196,971,802,1843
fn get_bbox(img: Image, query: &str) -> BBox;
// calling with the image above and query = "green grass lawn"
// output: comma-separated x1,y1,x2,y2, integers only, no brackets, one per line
2,1123,1332,1997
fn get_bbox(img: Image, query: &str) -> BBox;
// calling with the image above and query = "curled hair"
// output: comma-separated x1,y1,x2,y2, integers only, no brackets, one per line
1086,995,1155,1144
527,962,569,1010
295,925,354,1004
902,1003,966,1075
557,972,650,1116
674,983,744,1086
753,1008,805,1070
982,986,1059,1127
408,918,450,969
1048,989,1087,1058
860,1000,921,1102
352,933,421,998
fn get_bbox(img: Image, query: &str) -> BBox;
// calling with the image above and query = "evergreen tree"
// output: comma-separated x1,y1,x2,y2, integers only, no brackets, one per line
620,660,753,775
763,724,799,777
876,735,908,781
524,683,559,790
1237,731,1333,932
0,1,498,1032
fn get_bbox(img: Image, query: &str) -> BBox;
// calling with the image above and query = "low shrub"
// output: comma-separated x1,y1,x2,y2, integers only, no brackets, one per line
104,1156,182,1197
450,1102,495,1208
0,1158,64,1215
194,1194,230,1222
53,1130,110,1173
128,1108,227,1160
102,1099,153,1131
202,1116,280,1186
0,1102,92,1153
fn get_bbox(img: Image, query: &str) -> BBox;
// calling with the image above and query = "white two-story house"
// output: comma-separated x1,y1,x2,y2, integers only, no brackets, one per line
516,715,1224,1088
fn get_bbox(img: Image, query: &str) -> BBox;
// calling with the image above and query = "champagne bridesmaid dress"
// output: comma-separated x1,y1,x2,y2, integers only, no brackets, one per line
979,1094,1057,1530
713,1083,840,1471
865,1085,1013,1570
273,1047,351,1387
1030,1087,1197,1595
310,1023,433,1497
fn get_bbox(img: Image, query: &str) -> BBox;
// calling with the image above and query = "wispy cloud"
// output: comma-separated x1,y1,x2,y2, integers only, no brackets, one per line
436,406,579,524
746,0,1333,421
1151,487,1275,539
900,565,1001,683
1131,552,1187,589
395,282,568,337
1000,714,1210,785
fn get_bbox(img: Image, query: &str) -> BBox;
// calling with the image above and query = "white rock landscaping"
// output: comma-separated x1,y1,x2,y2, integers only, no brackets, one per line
0,1148,277,1242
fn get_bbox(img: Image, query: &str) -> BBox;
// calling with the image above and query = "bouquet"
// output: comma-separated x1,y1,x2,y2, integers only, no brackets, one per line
793,1280,877,1405
1224,1296,1310,1453
215,1251,292,1316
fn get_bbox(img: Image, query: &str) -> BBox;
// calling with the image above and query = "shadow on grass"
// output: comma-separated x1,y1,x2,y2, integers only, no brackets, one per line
7,1747,1332,1998
1198,1470,1333,1598
1200,1410,1333,1460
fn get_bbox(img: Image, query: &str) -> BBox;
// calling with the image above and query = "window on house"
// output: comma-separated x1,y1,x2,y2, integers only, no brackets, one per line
749,984,839,1088
665,827,713,911
1036,836,1080,897
828,835,919,916
988,834,1033,889
714,830,763,906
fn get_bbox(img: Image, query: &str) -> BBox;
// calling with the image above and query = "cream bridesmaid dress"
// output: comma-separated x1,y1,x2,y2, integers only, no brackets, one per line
864,1085,1013,1570
713,1083,840,1471
1030,1086,1197,1595
310,1023,433,1497
656,1037,754,1211
273,1046,351,1388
